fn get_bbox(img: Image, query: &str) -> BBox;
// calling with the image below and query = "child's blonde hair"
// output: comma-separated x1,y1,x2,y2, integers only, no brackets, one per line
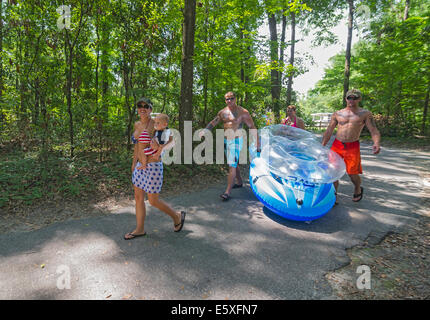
156,113,169,124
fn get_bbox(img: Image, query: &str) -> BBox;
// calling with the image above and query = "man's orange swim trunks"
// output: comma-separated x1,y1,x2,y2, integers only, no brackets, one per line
330,138,363,175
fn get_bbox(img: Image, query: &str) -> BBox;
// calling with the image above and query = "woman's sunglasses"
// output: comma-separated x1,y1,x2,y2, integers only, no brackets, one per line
138,104,151,109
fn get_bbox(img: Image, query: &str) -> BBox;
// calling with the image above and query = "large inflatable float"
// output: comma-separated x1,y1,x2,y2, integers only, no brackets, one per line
249,125,346,221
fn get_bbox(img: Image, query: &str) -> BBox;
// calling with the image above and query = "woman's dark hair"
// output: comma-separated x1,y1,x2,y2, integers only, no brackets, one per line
136,97,153,109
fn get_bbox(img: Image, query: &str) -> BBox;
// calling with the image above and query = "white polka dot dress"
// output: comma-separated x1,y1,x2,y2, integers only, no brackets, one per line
132,162,163,193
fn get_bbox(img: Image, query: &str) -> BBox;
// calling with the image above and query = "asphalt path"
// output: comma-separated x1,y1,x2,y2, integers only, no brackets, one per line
0,141,429,300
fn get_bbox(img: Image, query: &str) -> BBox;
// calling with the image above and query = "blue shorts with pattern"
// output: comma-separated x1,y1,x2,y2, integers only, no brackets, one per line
224,137,244,168
132,161,163,193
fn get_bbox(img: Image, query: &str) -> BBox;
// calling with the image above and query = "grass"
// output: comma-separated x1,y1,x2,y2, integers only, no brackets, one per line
0,146,230,213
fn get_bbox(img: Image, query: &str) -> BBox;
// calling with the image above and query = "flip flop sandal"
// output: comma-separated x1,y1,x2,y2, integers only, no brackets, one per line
174,211,186,232
124,232,147,240
352,187,364,202
220,193,230,201
232,184,243,189
334,192,339,205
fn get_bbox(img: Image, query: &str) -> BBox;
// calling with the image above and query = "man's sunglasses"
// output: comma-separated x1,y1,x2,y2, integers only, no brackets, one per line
347,96,360,101
225,97,235,101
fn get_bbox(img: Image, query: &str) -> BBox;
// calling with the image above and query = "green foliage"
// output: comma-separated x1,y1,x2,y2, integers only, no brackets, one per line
302,1,430,136
1,0,429,212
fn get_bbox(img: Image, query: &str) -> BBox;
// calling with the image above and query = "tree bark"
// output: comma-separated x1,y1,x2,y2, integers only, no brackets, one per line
123,54,132,148
100,13,109,120
17,27,28,127
422,83,430,135
65,30,75,158
343,0,354,107
63,3,88,158
40,88,48,157
179,0,196,135
202,0,210,125
286,10,295,106
279,10,287,85
268,13,281,120
404,0,410,21
95,9,100,115
162,33,174,114
95,8,104,161
240,25,245,106
33,77,40,124
0,0,3,101
239,20,251,105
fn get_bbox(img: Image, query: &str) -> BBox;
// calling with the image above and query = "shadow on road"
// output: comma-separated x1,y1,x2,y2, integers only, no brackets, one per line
0,143,427,300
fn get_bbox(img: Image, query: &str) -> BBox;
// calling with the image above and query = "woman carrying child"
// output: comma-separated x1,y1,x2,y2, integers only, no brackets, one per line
124,98,186,240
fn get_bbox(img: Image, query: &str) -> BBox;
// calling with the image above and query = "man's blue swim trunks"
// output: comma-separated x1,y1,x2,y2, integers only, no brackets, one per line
224,136,244,168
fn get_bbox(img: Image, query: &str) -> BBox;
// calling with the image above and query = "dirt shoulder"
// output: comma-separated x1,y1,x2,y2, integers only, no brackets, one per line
325,144,430,300
325,215,430,299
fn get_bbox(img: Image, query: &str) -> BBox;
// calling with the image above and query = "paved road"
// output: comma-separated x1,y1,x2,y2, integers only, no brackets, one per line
0,142,429,300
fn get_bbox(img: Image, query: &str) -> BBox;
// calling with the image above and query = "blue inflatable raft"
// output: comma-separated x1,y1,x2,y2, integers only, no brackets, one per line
249,125,346,221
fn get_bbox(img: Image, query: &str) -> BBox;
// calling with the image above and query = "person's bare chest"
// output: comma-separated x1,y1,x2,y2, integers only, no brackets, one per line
221,108,243,125
337,109,367,127
134,121,154,137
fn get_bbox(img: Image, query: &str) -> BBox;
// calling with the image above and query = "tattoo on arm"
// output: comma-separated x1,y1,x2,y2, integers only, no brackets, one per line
369,114,376,127
206,116,220,130
366,113,380,139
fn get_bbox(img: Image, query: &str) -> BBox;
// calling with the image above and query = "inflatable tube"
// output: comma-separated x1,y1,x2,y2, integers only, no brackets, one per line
249,125,346,221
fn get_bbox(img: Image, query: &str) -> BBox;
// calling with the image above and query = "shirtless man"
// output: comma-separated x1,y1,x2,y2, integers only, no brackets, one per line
322,89,381,203
201,91,261,201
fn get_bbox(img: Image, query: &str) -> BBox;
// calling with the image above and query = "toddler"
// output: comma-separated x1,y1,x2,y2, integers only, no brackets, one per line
137,113,171,170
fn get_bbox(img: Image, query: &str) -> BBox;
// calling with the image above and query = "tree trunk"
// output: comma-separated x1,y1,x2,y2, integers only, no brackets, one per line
33,77,40,124
95,9,104,161
179,0,196,135
240,25,245,106
98,9,110,157
123,55,132,148
100,15,109,128
422,83,430,135
0,0,3,101
239,20,251,105
286,10,296,106
18,28,28,127
40,87,49,178
95,10,100,115
404,0,410,21
279,10,287,85
65,30,75,158
63,4,87,158
40,93,47,150
268,13,281,120
162,34,174,114
202,0,210,125
343,0,354,107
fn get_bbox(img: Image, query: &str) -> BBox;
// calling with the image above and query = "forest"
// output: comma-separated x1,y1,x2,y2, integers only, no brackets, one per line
0,0,429,209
